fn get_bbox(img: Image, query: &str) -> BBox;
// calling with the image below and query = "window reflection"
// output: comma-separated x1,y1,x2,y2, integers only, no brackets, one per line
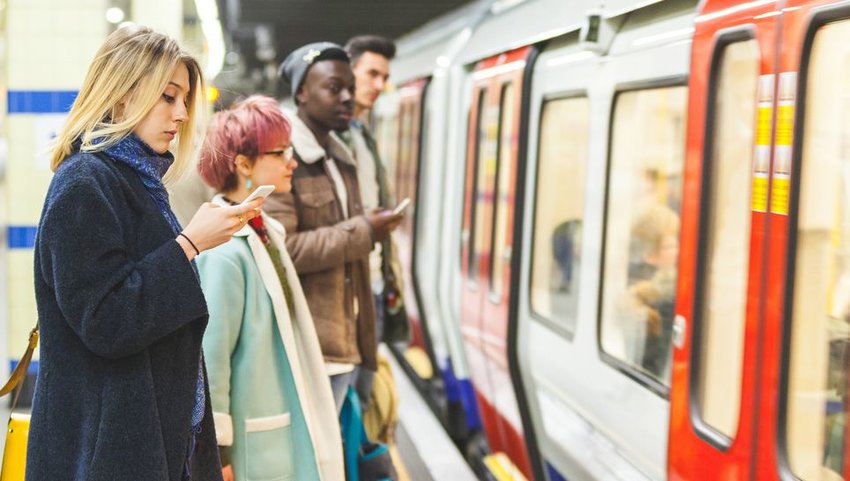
599,86,687,385
787,19,850,481
696,38,759,440
490,83,516,298
529,96,589,336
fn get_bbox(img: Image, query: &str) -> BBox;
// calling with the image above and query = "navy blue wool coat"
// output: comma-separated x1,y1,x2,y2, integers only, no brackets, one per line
26,152,223,481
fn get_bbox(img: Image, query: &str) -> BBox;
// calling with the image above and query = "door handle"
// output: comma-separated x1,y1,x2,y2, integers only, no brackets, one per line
673,315,687,349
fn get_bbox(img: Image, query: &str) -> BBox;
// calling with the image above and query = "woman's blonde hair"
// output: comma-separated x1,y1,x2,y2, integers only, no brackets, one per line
51,25,206,184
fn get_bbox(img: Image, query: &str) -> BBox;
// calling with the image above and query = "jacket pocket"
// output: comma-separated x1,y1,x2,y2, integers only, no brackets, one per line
243,413,294,481
299,189,338,228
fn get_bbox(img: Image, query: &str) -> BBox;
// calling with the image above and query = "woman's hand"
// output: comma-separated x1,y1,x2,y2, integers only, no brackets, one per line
177,199,264,259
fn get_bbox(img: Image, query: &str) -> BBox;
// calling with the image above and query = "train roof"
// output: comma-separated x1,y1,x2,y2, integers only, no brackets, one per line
390,0,492,83
392,0,703,75
458,0,677,64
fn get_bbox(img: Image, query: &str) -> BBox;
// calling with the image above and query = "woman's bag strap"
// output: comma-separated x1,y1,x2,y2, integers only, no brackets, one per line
0,326,39,397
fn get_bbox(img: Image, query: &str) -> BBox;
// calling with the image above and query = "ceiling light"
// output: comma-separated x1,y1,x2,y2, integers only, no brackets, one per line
105,7,125,24
194,0,225,80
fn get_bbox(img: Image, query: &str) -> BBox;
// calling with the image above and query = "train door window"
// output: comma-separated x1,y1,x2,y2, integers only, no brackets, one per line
694,38,759,441
489,82,516,299
468,90,499,282
395,104,407,201
375,112,399,180
785,18,850,480
599,85,687,388
467,90,486,279
398,104,415,204
529,96,589,337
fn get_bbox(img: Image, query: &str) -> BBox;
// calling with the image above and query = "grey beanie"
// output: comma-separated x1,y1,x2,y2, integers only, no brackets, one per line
278,42,350,99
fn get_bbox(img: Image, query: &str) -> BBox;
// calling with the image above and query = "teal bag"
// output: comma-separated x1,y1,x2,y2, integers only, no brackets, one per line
339,386,398,481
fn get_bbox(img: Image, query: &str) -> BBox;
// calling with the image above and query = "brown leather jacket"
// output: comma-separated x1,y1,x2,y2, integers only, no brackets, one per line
264,112,377,370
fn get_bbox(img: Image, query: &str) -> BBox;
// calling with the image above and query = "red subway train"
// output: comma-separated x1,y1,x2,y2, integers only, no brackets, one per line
372,0,850,479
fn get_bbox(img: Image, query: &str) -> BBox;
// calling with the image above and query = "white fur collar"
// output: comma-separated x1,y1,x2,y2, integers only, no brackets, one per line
283,108,355,165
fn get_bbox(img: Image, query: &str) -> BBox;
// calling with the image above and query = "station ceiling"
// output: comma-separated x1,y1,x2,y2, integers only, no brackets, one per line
215,0,470,96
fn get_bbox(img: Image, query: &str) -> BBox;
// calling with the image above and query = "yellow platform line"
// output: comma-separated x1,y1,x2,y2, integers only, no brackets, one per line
483,452,528,481
403,346,433,380
389,443,411,481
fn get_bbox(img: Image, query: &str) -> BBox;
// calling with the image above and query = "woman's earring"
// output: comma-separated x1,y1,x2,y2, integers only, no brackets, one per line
246,178,253,190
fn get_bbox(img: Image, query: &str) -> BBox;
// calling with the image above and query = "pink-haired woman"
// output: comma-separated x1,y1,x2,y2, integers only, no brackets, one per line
196,95,344,481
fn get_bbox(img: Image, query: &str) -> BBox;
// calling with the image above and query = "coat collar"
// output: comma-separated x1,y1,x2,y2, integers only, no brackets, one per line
211,194,286,239
284,108,355,166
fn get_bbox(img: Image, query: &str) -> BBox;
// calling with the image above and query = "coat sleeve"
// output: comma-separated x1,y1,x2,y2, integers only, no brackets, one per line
197,249,245,447
264,191,374,274
37,172,208,359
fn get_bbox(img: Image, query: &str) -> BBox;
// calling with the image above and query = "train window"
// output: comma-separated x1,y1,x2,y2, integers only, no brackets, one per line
375,112,399,180
785,18,850,480
529,96,589,336
395,93,424,260
490,82,516,299
468,89,498,282
398,103,415,204
599,85,687,388
694,38,759,441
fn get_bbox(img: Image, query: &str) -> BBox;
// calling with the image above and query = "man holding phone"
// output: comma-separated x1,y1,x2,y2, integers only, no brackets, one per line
338,35,411,409
266,42,401,412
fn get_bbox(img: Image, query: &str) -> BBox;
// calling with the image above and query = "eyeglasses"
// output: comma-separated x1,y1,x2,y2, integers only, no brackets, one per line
263,146,294,161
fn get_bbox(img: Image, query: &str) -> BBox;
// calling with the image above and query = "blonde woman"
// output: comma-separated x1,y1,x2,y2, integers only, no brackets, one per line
197,96,344,481
27,26,263,481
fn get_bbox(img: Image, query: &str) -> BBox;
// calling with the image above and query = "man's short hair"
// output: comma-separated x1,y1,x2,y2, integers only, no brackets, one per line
345,35,396,65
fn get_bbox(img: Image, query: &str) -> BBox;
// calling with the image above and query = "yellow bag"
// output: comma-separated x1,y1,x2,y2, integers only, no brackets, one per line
362,354,399,444
0,414,30,481
0,327,38,481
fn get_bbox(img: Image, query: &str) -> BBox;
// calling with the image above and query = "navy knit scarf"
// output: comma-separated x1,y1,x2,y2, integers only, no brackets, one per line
102,134,206,477
103,134,183,234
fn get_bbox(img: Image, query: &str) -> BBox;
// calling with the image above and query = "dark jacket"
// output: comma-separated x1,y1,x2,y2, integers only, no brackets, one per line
27,152,222,481
264,112,377,371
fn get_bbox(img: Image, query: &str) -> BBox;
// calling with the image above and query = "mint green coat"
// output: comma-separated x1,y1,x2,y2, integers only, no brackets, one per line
198,197,344,481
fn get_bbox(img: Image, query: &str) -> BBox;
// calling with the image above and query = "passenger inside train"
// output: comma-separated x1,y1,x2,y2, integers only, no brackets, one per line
622,204,679,379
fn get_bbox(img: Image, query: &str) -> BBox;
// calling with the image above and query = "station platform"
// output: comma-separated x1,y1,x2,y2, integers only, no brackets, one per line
385,344,479,481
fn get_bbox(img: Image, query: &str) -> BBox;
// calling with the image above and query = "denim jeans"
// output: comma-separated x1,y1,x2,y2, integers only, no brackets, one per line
330,370,358,414
354,294,385,407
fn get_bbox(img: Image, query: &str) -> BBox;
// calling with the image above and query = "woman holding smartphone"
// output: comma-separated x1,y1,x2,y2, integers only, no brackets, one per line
28,26,263,481
197,95,344,481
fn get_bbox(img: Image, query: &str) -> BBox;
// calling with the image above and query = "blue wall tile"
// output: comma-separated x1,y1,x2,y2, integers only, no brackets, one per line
8,226,37,249
8,90,77,114
10,359,39,376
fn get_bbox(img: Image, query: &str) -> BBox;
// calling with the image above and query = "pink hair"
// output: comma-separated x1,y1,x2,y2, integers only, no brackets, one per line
198,95,292,191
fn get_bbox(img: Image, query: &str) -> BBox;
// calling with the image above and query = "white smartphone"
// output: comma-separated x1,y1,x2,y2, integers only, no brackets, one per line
241,185,275,205
392,197,411,215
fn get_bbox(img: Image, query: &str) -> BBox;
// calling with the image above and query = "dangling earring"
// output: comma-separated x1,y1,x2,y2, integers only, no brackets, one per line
246,178,253,190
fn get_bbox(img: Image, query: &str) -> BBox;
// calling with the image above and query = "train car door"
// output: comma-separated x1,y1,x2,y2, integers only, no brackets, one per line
392,78,441,380
759,1,850,480
460,45,533,478
667,0,781,479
